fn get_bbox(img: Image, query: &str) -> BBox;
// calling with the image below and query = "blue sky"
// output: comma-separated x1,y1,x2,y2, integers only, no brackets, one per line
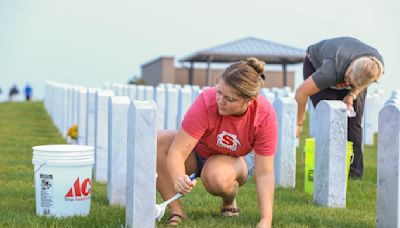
0,0,398,101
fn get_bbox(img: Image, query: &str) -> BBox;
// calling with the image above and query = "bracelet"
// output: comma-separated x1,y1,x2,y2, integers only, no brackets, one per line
348,93,357,100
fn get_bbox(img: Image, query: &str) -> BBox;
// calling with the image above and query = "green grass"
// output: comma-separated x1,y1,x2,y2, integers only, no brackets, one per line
0,102,377,227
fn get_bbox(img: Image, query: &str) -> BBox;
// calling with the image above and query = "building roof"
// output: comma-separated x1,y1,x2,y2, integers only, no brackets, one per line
180,37,306,64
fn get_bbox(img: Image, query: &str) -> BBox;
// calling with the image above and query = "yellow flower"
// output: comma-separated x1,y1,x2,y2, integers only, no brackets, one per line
67,124,78,140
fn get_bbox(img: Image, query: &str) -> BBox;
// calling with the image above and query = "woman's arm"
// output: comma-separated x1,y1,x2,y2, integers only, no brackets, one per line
295,76,320,137
254,153,275,228
166,128,199,194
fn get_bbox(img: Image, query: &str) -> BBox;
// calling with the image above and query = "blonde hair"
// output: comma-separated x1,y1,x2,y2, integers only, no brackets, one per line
221,57,265,99
351,56,383,95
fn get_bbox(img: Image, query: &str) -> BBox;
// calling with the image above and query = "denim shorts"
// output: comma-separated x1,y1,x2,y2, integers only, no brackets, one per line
194,150,255,178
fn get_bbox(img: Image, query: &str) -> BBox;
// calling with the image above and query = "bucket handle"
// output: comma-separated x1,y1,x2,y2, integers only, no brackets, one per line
34,161,47,175
350,153,354,165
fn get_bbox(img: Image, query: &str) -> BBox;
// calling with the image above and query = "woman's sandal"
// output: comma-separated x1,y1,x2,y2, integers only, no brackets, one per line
221,207,240,217
165,213,184,226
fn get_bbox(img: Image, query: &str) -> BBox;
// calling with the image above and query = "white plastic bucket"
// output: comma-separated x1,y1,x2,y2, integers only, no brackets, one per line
32,144,94,217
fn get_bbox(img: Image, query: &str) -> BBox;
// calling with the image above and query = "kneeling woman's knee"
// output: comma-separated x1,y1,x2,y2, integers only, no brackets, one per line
202,173,237,195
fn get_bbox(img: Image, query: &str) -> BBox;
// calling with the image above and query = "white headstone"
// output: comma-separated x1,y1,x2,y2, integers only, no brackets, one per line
94,90,114,182
165,87,178,130
136,85,145,100
273,97,297,188
144,86,154,101
283,86,292,95
127,84,137,101
274,89,285,99
61,85,69,136
155,86,166,129
309,99,316,137
385,90,400,106
364,91,385,145
108,96,130,205
261,88,270,97
363,93,375,145
314,100,347,208
122,84,130,96
78,87,88,145
177,87,192,128
191,85,201,102
53,83,62,133
66,86,74,137
102,81,111,90
263,91,275,104
72,87,80,127
114,83,124,96
44,81,51,115
377,102,400,227
126,100,157,228
86,88,98,147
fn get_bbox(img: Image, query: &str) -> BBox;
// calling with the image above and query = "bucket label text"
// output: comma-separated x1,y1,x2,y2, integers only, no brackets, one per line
40,174,53,215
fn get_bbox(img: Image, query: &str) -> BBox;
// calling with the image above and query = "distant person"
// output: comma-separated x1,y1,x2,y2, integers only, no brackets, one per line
24,83,33,101
157,57,277,227
295,37,384,179
9,84,19,102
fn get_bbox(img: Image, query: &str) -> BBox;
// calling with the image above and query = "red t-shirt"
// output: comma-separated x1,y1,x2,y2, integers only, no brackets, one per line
181,87,278,158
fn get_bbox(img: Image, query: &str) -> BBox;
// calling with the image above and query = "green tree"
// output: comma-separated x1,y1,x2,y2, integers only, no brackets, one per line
128,75,146,85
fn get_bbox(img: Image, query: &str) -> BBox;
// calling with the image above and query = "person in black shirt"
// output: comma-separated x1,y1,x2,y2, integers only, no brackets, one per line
295,37,384,179
9,84,20,102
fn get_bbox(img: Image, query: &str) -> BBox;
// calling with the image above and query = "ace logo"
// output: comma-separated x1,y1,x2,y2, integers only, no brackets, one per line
65,177,91,199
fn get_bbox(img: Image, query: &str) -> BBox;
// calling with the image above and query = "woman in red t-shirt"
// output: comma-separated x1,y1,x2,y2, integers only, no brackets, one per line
157,57,278,227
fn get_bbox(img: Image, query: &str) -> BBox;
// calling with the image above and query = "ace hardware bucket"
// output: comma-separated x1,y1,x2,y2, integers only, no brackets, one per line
32,145,94,217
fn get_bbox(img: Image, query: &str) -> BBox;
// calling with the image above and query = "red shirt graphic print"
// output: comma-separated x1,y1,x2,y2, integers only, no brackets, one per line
216,131,241,152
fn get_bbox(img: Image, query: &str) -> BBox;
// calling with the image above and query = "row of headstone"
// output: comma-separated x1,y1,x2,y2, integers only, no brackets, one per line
377,90,400,227
44,81,157,227
103,83,297,188
44,81,203,138
44,82,87,138
44,81,300,188
103,83,296,131
261,86,294,104
103,82,202,131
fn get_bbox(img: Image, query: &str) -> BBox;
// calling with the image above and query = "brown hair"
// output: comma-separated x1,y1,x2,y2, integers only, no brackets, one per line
221,57,265,99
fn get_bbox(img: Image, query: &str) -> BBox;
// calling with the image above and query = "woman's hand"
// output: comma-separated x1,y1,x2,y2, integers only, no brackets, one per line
296,124,302,138
343,94,356,117
343,94,354,108
173,174,196,194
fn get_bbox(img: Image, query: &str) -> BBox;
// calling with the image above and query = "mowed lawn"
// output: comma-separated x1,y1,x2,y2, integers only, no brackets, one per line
0,101,377,227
